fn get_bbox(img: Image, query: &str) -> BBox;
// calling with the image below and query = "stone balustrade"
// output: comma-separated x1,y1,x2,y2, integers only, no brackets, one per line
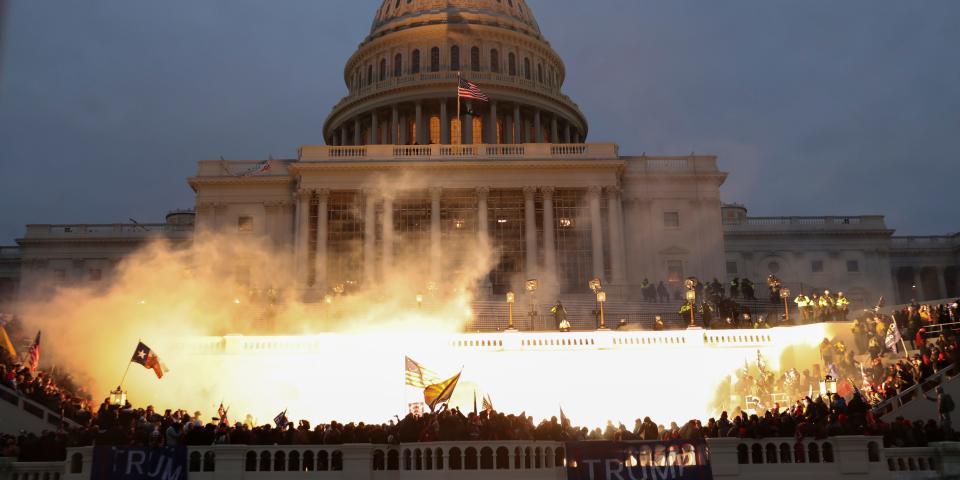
22,223,192,239
12,438,960,480
297,143,619,162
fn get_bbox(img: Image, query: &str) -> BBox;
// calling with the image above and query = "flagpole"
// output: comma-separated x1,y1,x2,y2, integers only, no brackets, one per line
892,315,909,357
118,361,132,389
456,72,461,136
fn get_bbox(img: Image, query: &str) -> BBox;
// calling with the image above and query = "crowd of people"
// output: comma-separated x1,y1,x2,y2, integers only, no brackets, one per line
2,298,959,463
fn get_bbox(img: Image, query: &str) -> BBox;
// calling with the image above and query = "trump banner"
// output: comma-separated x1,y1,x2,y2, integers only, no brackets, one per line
92,446,187,480
566,440,712,480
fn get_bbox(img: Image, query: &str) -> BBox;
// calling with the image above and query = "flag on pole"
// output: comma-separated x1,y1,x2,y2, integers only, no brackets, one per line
482,393,494,413
0,324,16,360
424,371,462,411
26,331,41,373
457,76,489,102
885,321,902,353
217,402,229,425
473,390,478,416
273,409,289,429
131,341,168,379
405,356,441,388
560,406,569,427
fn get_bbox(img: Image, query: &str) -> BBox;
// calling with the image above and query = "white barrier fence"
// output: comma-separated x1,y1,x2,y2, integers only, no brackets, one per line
6,437,960,480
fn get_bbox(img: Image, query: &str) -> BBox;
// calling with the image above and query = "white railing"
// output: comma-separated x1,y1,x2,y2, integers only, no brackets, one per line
892,235,960,249
0,383,81,433
298,143,619,162
22,223,193,238
39,438,960,480
872,364,958,417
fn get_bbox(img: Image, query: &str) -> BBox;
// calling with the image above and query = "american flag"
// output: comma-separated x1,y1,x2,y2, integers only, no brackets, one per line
457,76,489,102
26,331,41,373
273,409,289,429
405,356,440,388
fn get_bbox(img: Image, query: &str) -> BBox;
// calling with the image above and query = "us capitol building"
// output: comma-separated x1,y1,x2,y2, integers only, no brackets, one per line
2,0,957,312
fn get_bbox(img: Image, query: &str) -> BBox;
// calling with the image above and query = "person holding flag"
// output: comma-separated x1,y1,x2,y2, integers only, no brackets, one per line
274,409,289,429
423,371,462,412
0,320,16,361
885,318,906,355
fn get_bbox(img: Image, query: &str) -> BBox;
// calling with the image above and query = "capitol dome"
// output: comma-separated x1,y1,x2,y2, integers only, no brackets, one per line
323,0,588,146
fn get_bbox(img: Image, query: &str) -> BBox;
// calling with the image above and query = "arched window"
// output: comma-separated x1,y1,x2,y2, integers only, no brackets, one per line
490,49,500,73
448,448,462,470
472,116,483,144
430,47,440,72
273,452,286,471
245,452,257,472
303,451,315,471
779,444,792,464
524,57,531,80
203,452,215,472
508,52,516,76
471,46,481,72
736,445,748,465
379,58,386,81
387,450,400,470
317,451,329,471
465,447,478,470
287,451,299,472
70,453,83,474
331,451,343,471
765,444,777,464
373,450,385,471
411,49,421,74
480,447,494,469
751,444,763,464
394,53,402,77
450,46,460,71
189,452,202,472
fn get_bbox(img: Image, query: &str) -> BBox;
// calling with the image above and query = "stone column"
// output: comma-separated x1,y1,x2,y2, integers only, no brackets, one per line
382,195,394,275
564,122,571,143
523,186,538,279
534,109,543,143
371,111,379,145
463,101,473,145
550,115,559,144
513,104,521,144
399,113,408,145
574,130,581,143
542,186,557,285
353,118,361,145
340,126,348,146
430,187,442,282
440,100,450,145
488,101,498,144
391,105,399,144
294,189,312,286
587,185,605,282
504,113,514,144
937,267,949,300
314,189,330,290
415,101,425,144
363,190,376,284
477,187,489,247
607,186,627,284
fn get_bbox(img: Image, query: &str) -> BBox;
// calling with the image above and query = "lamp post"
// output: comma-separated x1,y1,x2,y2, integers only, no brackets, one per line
597,291,607,329
416,293,424,309
506,291,515,330
685,290,696,328
780,287,791,324
110,386,127,407
525,279,539,326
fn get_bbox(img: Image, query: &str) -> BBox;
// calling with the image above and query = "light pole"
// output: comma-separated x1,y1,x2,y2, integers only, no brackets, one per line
597,291,607,329
525,279,539,326
506,291,515,330
416,293,424,309
685,290,696,328
780,287,792,324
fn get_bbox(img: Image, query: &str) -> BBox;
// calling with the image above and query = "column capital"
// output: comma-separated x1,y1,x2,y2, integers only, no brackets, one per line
429,187,443,199
605,185,622,196
541,186,556,197
296,188,313,199
316,188,331,200
522,186,538,198
586,185,603,196
476,186,490,200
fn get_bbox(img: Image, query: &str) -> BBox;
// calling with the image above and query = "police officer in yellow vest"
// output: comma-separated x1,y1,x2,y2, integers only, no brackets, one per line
819,290,836,322
835,292,850,321
794,292,813,324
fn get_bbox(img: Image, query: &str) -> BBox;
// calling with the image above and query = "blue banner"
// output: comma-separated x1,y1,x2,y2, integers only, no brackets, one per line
91,446,187,480
566,440,712,480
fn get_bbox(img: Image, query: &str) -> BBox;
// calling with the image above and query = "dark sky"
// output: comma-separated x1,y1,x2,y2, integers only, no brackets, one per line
1,0,958,244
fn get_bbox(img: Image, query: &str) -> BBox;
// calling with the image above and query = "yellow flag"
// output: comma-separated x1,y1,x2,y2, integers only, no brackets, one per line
0,325,16,360
423,371,461,411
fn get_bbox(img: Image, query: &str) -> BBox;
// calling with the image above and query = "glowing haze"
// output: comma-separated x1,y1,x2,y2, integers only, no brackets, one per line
15,223,849,428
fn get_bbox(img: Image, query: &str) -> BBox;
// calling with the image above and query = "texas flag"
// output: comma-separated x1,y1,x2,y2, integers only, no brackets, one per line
131,341,168,379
